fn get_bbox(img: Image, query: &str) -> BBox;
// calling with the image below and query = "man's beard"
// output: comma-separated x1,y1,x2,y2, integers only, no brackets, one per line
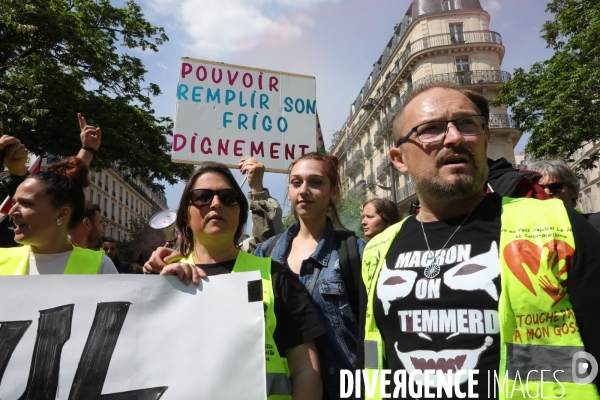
411,146,488,201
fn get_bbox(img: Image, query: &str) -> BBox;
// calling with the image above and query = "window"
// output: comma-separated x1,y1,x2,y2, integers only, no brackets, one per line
104,198,107,212
97,194,101,208
449,23,465,43
111,202,115,217
90,189,94,201
441,0,456,11
455,56,470,72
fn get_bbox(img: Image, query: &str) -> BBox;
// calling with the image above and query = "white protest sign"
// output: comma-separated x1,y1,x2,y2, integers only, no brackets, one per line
172,58,317,172
0,273,266,400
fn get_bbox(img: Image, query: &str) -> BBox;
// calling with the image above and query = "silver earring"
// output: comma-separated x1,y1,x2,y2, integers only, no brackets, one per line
56,218,62,226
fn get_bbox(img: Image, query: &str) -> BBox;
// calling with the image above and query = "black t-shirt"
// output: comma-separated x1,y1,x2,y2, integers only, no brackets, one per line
197,258,326,352
373,193,600,398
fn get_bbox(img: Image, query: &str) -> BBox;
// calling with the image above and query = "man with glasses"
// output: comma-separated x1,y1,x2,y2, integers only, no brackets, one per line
360,83,600,399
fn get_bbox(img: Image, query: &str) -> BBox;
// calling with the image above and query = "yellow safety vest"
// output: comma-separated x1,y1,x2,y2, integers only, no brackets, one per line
0,245,103,275
181,251,292,399
361,197,599,399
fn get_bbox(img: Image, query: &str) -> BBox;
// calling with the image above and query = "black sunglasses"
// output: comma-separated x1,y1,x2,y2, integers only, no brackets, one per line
188,188,240,207
540,182,565,194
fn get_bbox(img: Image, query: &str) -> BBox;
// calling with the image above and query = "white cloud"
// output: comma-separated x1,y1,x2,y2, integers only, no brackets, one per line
157,61,168,70
481,0,501,14
149,0,339,56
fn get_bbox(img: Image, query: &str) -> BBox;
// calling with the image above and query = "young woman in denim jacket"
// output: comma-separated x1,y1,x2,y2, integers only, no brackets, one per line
255,152,366,400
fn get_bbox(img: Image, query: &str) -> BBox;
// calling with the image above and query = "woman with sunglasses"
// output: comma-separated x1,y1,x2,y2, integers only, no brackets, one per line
156,162,324,400
254,152,366,400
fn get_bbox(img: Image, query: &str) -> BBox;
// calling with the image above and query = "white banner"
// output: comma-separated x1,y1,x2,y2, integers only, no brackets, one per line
172,58,317,172
0,273,266,400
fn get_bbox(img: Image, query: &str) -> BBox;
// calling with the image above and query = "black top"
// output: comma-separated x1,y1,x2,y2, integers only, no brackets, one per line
196,258,326,351
373,193,600,398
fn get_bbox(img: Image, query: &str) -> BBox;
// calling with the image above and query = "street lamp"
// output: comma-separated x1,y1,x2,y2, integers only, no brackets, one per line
362,97,397,203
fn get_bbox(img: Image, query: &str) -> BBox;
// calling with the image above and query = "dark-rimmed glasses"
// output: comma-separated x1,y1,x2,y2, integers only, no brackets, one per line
540,182,565,194
188,188,240,207
397,115,486,146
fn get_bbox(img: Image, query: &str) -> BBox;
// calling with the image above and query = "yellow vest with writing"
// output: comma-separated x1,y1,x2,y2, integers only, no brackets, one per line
361,197,599,399
0,245,103,275
181,251,292,399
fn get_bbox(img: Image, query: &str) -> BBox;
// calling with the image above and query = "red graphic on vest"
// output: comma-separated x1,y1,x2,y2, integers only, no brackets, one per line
503,240,574,306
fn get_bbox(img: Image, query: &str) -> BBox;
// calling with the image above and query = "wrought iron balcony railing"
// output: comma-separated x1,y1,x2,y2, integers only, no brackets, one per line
366,173,375,186
396,180,416,202
489,114,516,129
377,155,391,177
413,70,511,89
364,142,374,157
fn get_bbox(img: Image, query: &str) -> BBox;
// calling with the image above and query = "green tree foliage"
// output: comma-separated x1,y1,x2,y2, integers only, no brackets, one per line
0,0,193,190
118,212,165,264
492,0,600,169
337,191,365,238
280,192,366,238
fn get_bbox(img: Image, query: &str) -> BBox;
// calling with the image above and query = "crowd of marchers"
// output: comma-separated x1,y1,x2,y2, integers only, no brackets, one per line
1,84,599,400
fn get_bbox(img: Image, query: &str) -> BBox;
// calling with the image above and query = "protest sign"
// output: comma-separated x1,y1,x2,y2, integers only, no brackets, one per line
172,58,317,172
0,273,266,400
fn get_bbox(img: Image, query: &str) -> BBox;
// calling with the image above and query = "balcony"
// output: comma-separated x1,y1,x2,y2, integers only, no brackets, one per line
396,181,416,203
374,130,385,147
347,185,365,199
119,196,122,202
366,173,375,186
377,155,391,177
104,185,108,191
98,180,102,187
347,150,364,174
103,211,107,217
111,215,115,221
489,114,516,129
408,30,502,55
119,219,122,224
364,142,374,157
413,70,511,89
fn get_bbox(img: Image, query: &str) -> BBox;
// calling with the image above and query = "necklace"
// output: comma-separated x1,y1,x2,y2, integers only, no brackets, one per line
419,196,485,279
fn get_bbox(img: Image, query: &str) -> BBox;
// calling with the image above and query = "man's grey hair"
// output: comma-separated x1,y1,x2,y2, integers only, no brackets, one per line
528,159,580,193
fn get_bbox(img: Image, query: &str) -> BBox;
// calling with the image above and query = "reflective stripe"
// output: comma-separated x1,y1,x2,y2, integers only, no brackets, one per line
266,372,292,396
365,340,379,369
506,343,584,382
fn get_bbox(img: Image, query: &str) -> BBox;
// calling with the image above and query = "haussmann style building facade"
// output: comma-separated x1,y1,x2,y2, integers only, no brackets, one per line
329,0,521,214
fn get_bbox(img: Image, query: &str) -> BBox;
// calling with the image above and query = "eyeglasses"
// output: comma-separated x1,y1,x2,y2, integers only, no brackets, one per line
397,115,486,146
540,182,565,194
188,188,240,207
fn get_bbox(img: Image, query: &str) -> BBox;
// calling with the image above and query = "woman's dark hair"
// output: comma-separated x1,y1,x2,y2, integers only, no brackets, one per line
363,198,401,227
287,152,347,229
176,162,248,257
25,157,89,230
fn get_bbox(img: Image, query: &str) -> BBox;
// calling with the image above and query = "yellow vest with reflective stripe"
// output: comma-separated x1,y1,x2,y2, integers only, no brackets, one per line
181,251,292,399
361,197,599,399
0,245,103,275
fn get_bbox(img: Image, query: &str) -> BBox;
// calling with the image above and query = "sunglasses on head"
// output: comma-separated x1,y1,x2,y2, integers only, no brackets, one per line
188,188,240,207
540,182,565,194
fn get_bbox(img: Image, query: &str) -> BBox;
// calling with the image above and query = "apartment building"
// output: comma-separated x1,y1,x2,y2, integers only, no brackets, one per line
329,0,521,214
86,168,168,241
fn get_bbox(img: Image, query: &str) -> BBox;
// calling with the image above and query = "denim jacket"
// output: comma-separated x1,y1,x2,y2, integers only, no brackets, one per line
255,218,365,400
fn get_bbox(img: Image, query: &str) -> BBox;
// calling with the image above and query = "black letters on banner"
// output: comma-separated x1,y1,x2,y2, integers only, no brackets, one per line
0,302,168,400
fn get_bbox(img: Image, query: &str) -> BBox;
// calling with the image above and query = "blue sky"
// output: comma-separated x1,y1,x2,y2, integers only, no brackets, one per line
132,0,555,213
